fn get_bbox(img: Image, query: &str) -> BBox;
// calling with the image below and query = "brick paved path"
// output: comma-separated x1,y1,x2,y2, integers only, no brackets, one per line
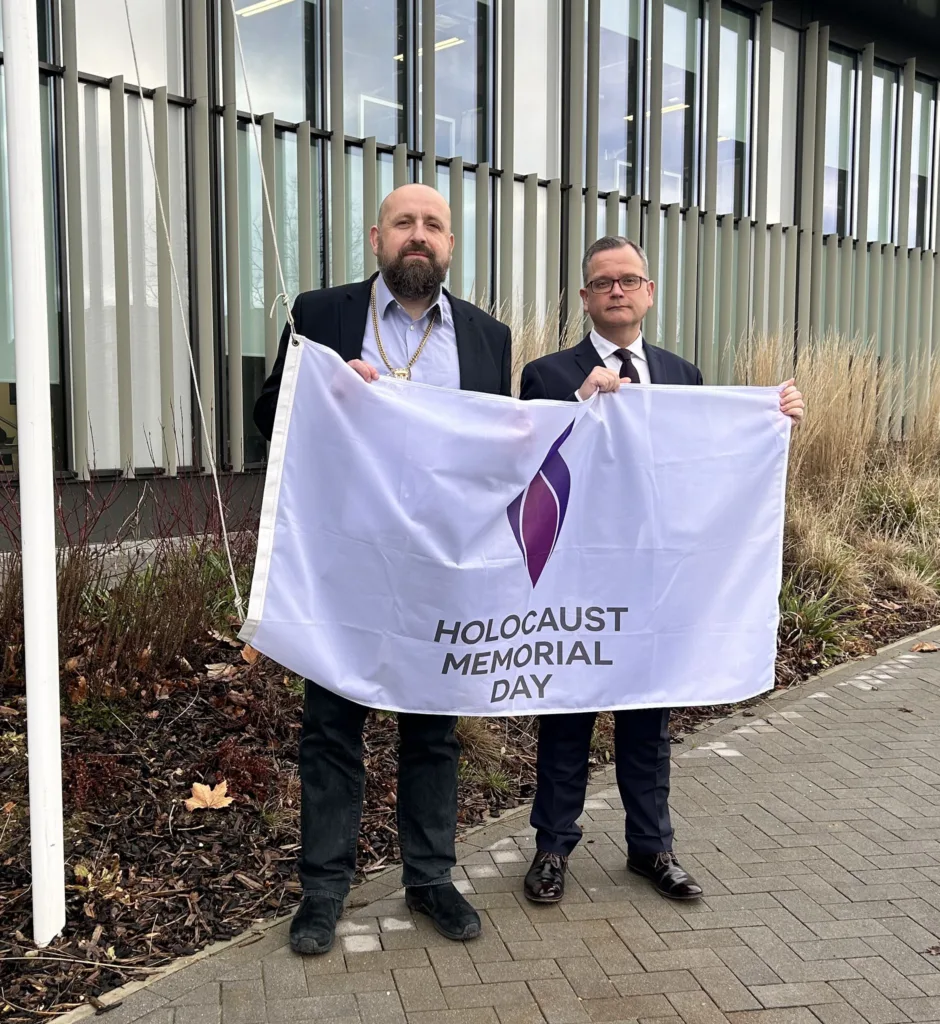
65,633,940,1024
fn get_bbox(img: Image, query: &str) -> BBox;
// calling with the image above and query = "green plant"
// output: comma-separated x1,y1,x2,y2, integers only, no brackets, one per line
778,580,853,668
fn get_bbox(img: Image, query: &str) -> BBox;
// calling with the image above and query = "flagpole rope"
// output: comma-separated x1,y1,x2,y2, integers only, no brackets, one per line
121,0,247,619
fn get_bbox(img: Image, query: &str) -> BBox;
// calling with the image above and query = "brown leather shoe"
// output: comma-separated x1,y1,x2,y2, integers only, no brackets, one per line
524,851,568,903
627,851,702,900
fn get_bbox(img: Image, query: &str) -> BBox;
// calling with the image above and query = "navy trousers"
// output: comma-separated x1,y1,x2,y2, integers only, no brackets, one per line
530,708,674,857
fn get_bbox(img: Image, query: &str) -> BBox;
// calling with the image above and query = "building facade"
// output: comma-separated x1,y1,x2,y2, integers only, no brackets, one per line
0,0,939,482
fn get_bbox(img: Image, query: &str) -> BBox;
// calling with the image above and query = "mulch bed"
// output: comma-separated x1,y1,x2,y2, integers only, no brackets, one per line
1,599,937,1023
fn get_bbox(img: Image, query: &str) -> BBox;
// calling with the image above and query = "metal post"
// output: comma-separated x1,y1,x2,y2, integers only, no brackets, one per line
329,0,346,284
606,190,621,237
297,122,315,291
682,207,699,363
809,26,828,340
797,23,819,342
261,113,277,374
547,177,561,329
752,2,772,336
154,87,177,474
523,173,538,321
566,0,586,320
363,136,378,277
450,157,464,298
3,0,66,946
645,0,664,345
190,0,215,469
421,0,436,185
663,204,680,354
499,0,515,310
475,163,490,304
110,76,134,473
61,0,89,477
221,0,243,469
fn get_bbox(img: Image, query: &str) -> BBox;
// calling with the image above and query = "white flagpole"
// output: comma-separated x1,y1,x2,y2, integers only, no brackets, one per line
2,0,66,945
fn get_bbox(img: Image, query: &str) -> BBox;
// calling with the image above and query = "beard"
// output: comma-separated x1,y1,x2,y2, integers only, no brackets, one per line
377,240,449,301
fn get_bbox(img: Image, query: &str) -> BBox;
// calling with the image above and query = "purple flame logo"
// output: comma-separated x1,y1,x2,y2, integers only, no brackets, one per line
507,422,574,587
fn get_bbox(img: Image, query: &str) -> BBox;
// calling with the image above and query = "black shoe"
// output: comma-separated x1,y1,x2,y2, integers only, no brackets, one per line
289,893,343,955
628,851,703,900
405,882,481,941
524,851,568,903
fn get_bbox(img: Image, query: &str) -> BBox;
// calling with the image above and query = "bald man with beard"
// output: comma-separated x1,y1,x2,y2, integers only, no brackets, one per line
256,184,512,956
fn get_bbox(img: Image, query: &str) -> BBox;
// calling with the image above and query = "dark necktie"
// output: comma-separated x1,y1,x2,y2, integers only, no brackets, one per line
615,349,641,384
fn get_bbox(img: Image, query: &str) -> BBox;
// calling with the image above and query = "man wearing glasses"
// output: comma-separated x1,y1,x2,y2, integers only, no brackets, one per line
518,235,804,905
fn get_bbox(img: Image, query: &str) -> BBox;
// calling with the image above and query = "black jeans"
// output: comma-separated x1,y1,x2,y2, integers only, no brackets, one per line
298,680,460,899
530,708,674,858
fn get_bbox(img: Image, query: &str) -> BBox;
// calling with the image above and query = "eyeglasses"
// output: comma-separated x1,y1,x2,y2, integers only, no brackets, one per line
586,274,649,294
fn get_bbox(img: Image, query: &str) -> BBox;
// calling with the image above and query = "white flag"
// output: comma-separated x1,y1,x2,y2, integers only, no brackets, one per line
240,338,790,716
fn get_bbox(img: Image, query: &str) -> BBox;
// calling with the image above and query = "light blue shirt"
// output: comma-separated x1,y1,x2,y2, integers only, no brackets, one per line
360,274,461,389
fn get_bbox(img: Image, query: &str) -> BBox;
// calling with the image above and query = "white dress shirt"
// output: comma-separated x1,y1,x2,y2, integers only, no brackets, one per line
589,330,651,384
574,331,651,400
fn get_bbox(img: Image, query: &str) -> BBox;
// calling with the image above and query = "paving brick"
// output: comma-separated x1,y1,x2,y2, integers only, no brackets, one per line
266,993,360,1021
610,969,700,996
445,982,537,1010
666,990,732,1024
495,1008,549,1024
791,939,875,961
692,966,763,1011
428,947,482,987
527,979,592,1024
487,908,542,942
507,939,593,961
634,948,724,972
830,980,912,1024
221,981,267,1024
476,960,562,985
307,970,395,995
356,987,408,1024
262,959,309,1000
726,1011,823,1024
408,1011,499,1024
174,1005,221,1024
750,983,842,1008
807,1001,871,1024
393,967,447,1012
843,959,925,999
580,994,673,1020
169,983,222,1008
714,946,783,986
553,957,619,999
893,996,940,1021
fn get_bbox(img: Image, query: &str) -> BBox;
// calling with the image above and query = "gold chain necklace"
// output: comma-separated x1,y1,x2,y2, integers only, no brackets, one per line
370,279,437,380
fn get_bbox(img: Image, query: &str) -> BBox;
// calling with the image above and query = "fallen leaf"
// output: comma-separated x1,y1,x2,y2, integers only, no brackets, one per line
0,706,18,718
68,676,89,704
898,707,914,713
925,945,940,956
2,801,15,814
64,657,81,672
206,663,237,681
911,641,939,653
208,629,240,648
241,644,260,665
145,710,160,719
185,780,234,811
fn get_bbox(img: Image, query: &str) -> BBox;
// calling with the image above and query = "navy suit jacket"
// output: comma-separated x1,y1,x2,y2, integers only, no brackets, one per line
254,274,513,441
520,334,702,402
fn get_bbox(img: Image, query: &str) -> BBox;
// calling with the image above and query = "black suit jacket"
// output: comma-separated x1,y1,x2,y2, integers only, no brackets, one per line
253,273,513,441
520,334,702,402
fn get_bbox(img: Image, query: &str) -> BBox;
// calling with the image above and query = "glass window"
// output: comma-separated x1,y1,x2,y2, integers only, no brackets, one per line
233,0,321,124
715,7,752,216
766,21,798,225
595,0,642,194
823,48,856,237
909,78,936,248
76,0,183,94
429,0,493,163
343,0,409,145
655,0,701,207
869,63,898,242
513,0,561,178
